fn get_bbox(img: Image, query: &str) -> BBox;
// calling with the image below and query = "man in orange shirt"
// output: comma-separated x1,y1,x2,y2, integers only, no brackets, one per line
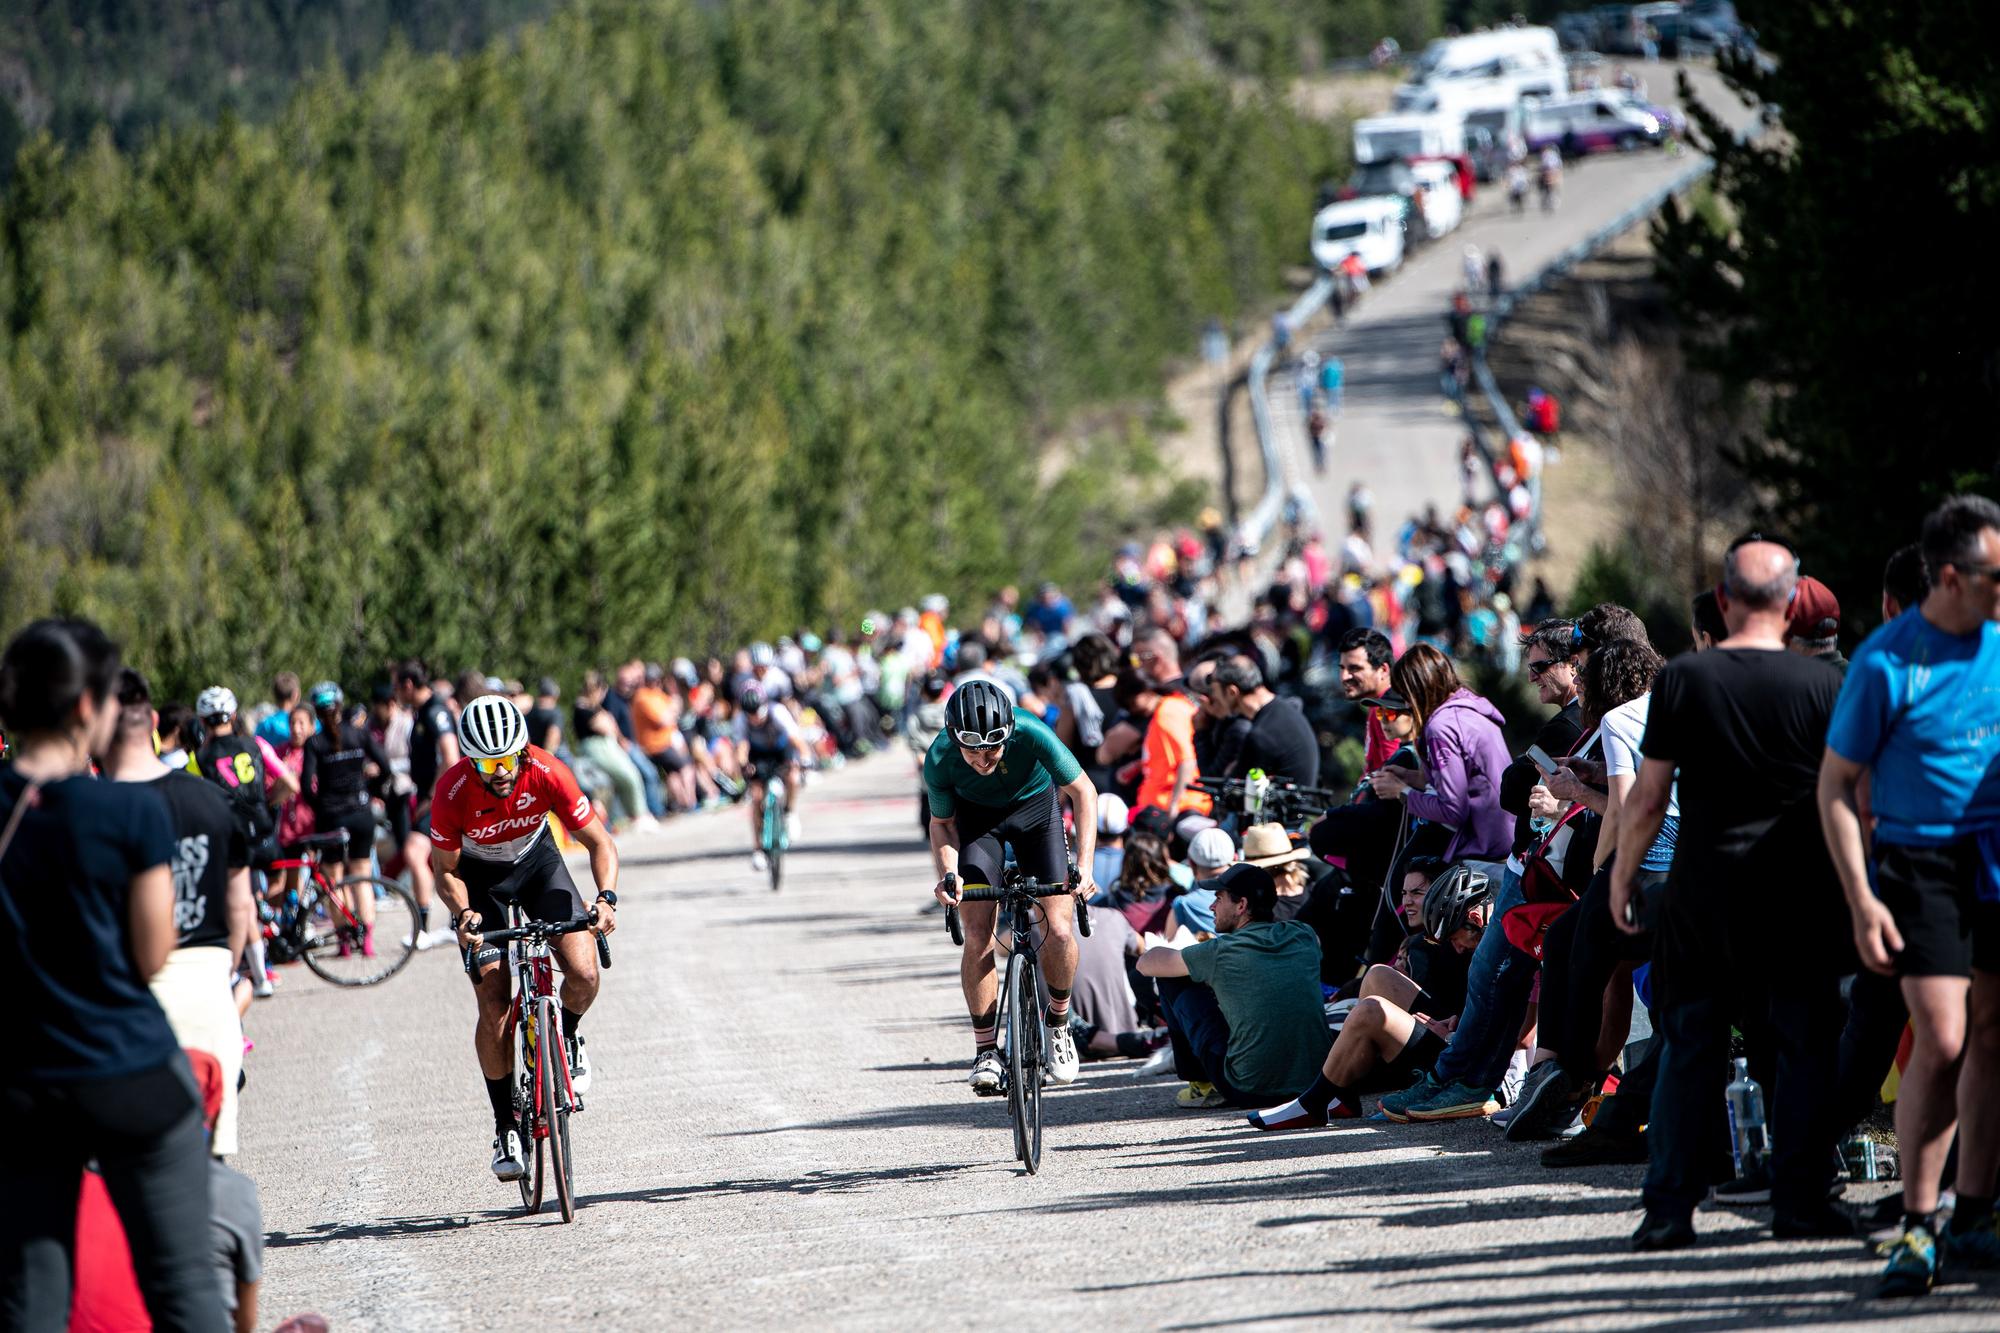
1131,626,1210,817
630,664,698,812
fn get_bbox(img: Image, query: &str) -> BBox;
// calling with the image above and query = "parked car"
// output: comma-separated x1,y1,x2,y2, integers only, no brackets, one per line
1525,91,1665,155
1311,197,1408,278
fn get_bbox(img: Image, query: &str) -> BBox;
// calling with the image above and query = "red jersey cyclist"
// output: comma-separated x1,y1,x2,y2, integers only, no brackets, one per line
432,694,621,1182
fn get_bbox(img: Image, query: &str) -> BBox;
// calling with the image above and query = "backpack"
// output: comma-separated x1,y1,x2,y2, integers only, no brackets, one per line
197,735,275,841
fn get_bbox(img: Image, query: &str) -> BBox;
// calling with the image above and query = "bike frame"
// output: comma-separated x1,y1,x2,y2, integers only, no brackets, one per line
507,900,579,1138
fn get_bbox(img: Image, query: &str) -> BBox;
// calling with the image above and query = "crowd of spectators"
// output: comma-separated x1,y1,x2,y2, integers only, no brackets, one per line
9,483,2000,1316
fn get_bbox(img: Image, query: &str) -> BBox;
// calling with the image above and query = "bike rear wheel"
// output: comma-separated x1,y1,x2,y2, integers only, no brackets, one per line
298,877,422,987
541,997,576,1222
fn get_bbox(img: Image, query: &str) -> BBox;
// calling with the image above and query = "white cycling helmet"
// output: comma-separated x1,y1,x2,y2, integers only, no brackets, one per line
459,693,528,760
195,686,237,722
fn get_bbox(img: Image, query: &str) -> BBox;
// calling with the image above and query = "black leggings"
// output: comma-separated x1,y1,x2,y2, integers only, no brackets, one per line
953,785,1068,888
1,1057,226,1331
1540,864,1665,1081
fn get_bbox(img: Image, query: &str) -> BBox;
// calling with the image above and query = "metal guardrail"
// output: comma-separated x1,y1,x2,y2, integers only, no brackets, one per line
1240,274,1333,551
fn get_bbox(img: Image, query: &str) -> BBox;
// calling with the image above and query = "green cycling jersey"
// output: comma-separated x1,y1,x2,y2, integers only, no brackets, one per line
922,706,1080,819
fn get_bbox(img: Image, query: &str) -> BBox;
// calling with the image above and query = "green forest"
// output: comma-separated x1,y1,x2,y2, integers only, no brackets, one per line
0,0,1380,698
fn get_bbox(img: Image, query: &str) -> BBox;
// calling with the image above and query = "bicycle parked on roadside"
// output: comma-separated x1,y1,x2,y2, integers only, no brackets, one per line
261,826,422,987
943,866,1089,1174
468,909,612,1223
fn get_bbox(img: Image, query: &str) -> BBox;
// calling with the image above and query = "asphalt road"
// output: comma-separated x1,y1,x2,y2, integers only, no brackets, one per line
240,754,2000,1330
1273,60,1763,549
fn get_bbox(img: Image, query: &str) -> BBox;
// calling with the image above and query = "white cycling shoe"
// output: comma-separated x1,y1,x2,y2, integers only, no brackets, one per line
1045,1023,1081,1085
569,1036,592,1096
750,849,769,872
491,1130,526,1182
968,1048,1005,1096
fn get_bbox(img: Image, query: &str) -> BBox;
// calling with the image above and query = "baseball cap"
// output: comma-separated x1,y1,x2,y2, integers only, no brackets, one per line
1358,689,1412,713
1187,827,1237,870
1788,575,1841,643
1097,793,1130,837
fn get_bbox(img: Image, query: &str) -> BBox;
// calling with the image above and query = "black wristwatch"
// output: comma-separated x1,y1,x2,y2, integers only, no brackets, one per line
595,891,618,907
455,909,480,930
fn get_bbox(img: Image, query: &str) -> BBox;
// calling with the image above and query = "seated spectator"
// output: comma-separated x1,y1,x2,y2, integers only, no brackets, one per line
1363,644,1512,864
1066,901,1166,1062
1093,793,1130,887
1166,826,1241,939
1500,620,1585,863
1136,863,1331,1109
1097,830,1177,936
1186,655,1251,782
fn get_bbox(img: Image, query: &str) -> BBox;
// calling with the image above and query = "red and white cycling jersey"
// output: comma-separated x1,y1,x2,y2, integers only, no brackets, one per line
429,745,594,863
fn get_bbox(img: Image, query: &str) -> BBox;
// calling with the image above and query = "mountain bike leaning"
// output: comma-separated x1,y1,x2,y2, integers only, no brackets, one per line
942,865,1089,1173
432,695,622,1195
924,679,1099,1116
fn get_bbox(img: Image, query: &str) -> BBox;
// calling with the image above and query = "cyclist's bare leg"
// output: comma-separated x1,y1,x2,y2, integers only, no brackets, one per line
1037,898,1078,997
746,778,768,841
342,858,377,926
404,829,436,915
471,957,514,1079
782,763,802,812
553,929,601,1018
957,899,1000,1027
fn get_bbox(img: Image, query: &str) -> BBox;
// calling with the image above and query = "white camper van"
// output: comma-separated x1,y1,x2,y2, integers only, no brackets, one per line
1311,197,1408,277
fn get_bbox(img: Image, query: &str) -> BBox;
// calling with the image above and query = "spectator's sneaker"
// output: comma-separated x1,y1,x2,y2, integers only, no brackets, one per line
1045,1024,1080,1084
1176,1081,1228,1109
1632,1210,1696,1251
1542,1125,1648,1168
1378,1070,1443,1122
1404,1079,1499,1121
251,974,275,999
1490,1102,1522,1131
491,1130,527,1182
569,1036,592,1096
1506,1062,1588,1142
968,1049,1005,1096
1772,1203,1854,1239
1945,1213,2000,1268
1134,1045,1177,1078
1710,1167,1772,1206
1875,1222,1939,1298
750,849,770,873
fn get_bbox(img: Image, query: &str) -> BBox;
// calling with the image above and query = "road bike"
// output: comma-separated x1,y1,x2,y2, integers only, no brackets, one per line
944,866,1088,1174
758,775,789,892
470,910,612,1223
261,827,422,987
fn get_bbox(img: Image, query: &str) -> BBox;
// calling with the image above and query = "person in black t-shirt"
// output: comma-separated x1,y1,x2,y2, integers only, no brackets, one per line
106,667,255,1155
0,619,226,1330
395,660,459,946
1209,654,1320,786
1187,656,1252,781
1611,536,1849,1251
303,681,393,955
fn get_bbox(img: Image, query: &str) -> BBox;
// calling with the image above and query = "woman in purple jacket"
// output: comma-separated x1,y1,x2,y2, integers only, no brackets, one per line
1365,644,1513,863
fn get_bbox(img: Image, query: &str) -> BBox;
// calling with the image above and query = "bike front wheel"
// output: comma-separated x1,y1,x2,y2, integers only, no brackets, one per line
541,996,577,1222
298,877,422,987
1004,949,1043,1173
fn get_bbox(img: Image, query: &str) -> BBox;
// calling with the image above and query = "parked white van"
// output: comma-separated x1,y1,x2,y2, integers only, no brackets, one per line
1353,112,1464,165
1524,91,1665,155
1402,27,1564,101
1311,197,1408,277
1408,160,1463,239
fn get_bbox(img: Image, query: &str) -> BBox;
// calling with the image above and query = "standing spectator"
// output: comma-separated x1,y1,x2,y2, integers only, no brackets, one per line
1319,355,1344,414
1785,576,1846,671
1093,794,1130,889
1501,618,1584,863
1881,542,1930,622
1130,628,1210,819
1058,632,1120,792
1486,249,1504,298
254,672,301,748
1337,629,1398,772
1137,864,1330,1108
1820,496,2000,1295
1614,535,1849,1251
0,618,227,1329
1024,582,1074,640
394,661,460,948
1690,588,1727,650
106,669,255,1159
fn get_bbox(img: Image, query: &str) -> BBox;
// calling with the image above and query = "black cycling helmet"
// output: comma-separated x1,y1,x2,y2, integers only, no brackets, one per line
945,678,1014,748
740,685,766,712
1421,862,1493,942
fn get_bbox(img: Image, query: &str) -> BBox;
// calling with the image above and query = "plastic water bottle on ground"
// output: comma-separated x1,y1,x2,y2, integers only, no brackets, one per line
1725,1057,1769,1178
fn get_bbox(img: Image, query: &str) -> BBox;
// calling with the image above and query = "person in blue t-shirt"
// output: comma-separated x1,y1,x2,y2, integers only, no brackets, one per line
0,619,226,1330
1820,494,2000,1296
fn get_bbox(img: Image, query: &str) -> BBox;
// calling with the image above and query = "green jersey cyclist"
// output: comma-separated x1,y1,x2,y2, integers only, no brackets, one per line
927,679,1099,1094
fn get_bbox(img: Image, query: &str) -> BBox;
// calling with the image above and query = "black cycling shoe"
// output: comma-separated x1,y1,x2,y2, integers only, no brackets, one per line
1542,1125,1649,1168
1632,1210,1696,1251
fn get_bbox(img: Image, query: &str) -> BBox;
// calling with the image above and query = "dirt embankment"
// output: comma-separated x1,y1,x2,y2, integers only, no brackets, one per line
1473,226,1749,607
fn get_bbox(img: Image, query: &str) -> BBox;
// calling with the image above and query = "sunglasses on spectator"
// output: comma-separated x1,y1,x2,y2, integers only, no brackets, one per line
954,728,1012,749
470,752,523,777
1948,560,2000,582
1525,657,1567,679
